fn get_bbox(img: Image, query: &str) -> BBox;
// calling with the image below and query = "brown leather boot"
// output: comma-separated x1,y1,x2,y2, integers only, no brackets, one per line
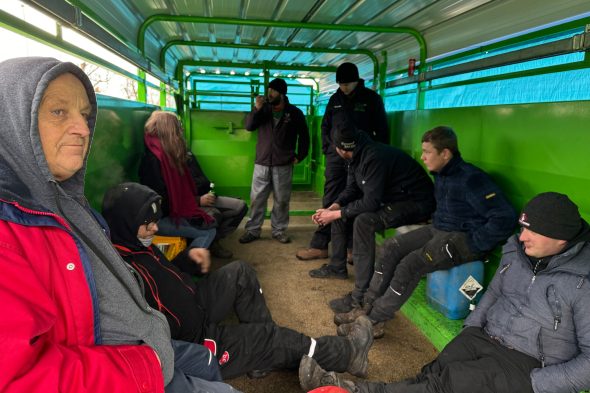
296,247,328,260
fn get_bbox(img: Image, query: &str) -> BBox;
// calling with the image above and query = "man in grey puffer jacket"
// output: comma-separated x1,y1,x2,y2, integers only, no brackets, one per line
299,192,590,393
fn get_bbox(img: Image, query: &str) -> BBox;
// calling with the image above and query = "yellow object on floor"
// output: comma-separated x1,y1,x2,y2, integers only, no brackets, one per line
152,235,187,260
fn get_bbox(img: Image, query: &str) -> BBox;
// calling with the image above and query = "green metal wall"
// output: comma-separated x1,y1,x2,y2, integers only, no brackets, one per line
85,95,158,209
190,109,313,201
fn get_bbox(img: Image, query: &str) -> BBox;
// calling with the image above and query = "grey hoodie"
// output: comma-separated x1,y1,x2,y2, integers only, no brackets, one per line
0,57,174,384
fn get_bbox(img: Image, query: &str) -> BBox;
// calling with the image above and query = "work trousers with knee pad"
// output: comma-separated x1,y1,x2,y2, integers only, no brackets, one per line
208,323,352,379
353,327,538,393
196,260,352,379
330,200,434,304
367,225,484,322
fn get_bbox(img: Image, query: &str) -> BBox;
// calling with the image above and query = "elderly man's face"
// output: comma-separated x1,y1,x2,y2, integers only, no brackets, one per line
38,73,91,181
519,227,567,258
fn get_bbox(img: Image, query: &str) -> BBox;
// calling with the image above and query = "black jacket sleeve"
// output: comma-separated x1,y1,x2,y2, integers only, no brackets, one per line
245,105,270,131
371,93,389,144
295,110,310,162
138,149,170,215
337,150,387,220
321,96,335,155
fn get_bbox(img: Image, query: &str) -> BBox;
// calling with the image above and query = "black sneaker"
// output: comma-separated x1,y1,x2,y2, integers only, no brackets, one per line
329,292,355,313
346,315,374,378
272,232,291,244
309,264,348,279
239,232,259,244
298,355,356,392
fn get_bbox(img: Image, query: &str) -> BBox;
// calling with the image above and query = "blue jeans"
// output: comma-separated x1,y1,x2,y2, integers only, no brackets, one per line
166,340,240,393
157,216,216,249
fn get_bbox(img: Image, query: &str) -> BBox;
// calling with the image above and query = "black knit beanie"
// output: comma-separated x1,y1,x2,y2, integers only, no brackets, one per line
268,78,287,95
519,192,582,240
333,125,359,151
336,62,359,83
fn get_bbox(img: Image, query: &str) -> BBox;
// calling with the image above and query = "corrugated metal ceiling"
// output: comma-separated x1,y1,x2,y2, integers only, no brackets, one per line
28,0,590,90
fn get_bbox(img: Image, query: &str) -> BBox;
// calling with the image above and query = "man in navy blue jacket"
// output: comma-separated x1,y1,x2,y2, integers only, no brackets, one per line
332,126,516,335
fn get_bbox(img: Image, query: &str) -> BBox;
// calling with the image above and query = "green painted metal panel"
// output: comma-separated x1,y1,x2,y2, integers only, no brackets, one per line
85,95,158,209
189,110,313,202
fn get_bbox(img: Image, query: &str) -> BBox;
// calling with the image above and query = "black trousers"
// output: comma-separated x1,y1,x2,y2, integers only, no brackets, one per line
354,327,539,393
197,261,351,379
309,154,348,250
328,200,435,304
366,226,484,322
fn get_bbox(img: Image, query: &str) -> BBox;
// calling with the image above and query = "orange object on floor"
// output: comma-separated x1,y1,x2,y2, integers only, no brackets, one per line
152,235,187,260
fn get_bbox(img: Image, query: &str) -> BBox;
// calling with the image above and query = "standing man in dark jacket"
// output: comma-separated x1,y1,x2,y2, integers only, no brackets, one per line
308,126,435,307
333,126,516,335
102,182,374,381
296,62,389,261
240,78,310,244
300,192,590,393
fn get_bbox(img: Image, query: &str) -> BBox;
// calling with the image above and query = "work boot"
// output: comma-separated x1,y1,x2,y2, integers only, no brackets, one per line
329,292,356,313
334,304,372,325
299,355,357,392
334,303,371,326
346,315,374,378
210,239,233,259
296,247,329,260
337,320,385,339
239,232,259,244
309,264,348,280
272,232,291,244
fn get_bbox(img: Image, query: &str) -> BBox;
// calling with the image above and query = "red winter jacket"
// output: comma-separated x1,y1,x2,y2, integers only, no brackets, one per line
0,200,164,393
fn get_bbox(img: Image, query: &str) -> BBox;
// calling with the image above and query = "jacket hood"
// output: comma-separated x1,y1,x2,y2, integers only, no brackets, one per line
102,182,163,250
0,57,97,207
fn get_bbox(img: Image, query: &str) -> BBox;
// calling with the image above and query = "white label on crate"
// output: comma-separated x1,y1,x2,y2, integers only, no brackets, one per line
459,275,483,301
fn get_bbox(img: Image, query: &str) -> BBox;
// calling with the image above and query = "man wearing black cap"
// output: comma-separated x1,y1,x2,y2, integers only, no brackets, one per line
300,191,590,393
296,62,389,262
308,125,436,307
241,78,310,244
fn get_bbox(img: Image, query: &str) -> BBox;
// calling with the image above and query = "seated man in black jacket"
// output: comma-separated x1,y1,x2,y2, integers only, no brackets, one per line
309,125,436,316
102,182,374,380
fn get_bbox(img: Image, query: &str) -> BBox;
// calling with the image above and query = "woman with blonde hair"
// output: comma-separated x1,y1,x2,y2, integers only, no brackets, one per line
139,111,245,269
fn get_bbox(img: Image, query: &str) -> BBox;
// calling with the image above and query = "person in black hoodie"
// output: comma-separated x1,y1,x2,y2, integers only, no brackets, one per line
296,62,389,262
102,182,374,380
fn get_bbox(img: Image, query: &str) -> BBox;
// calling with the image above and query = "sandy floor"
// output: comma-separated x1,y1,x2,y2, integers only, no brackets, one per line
208,192,438,392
